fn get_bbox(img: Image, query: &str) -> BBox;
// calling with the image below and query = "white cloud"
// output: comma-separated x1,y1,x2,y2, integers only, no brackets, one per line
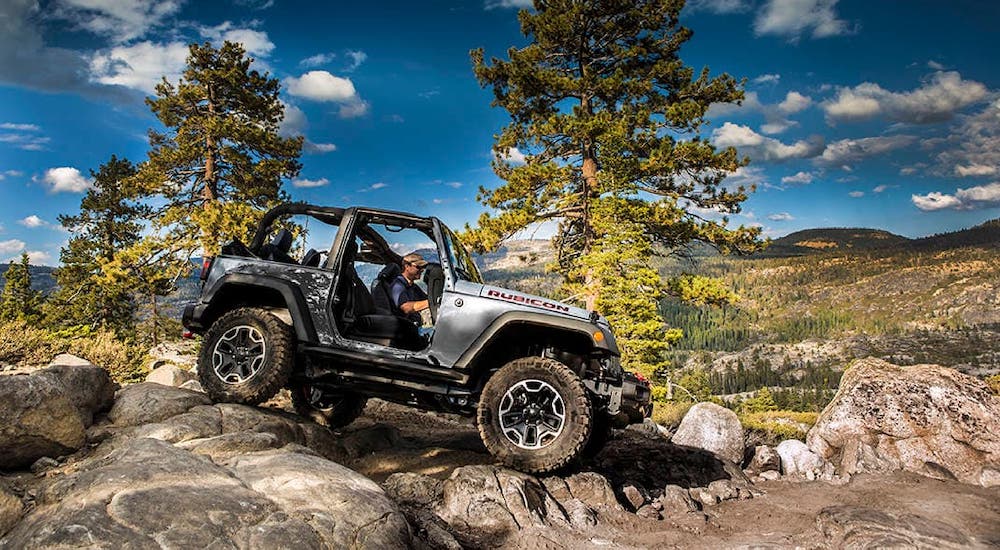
753,74,781,85
3,170,23,177
344,50,367,72
848,191,864,198
445,181,463,189
0,132,50,151
484,0,533,9
927,60,945,70
291,177,329,188
955,164,997,177
18,215,47,228
912,191,962,211
0,239,25,255
42,167,92,193
497,147,527,165
723,165,771,190
278,101,307,136
0,123,40,131
781,171,815,184
338,100,369,119
686,0,752,13
778,91,812,114
873,184,889,193
823,71,989,124
818,135,917,165
754,0,854,41
285,71,358,102
713,122,824,161
89,41,189,93
300,53,336,68
911,182,1000,211
25,250,51,265
767,212,794,221
370,182,388,190
304,142,337,154
54,0,183,44
199,23,275,58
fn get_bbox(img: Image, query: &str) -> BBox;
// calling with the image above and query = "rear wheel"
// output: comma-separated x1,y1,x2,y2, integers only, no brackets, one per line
198,307,294,405
291,383,367,429
477,357,592,473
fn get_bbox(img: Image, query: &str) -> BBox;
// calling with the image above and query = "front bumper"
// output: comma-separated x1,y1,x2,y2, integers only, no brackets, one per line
181,303,209,334
619,371,653,424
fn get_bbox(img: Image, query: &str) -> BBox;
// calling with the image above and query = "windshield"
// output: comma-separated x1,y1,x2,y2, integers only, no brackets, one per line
441,224,484,284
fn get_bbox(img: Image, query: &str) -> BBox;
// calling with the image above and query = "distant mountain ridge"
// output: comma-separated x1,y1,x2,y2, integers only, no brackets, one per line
760,218,999,258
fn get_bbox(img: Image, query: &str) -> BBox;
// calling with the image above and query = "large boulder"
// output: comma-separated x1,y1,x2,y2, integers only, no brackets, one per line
816,505,972,548
0,359,116,469
806,359,1000,487
107,383,211,427
671,402,745,464
776,439,824,476
145,364,197,388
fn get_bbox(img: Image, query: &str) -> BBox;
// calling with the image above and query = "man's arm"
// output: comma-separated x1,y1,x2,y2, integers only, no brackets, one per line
393,280,428,314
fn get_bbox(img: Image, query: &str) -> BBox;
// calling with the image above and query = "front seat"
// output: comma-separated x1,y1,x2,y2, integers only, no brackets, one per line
260,229,296,264
371,263,402,316
336,243,423,350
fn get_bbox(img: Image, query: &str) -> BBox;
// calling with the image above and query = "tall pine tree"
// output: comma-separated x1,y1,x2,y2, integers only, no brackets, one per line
466,0,762,376
46,156,149,334
131,41,303,257
0,253,41,322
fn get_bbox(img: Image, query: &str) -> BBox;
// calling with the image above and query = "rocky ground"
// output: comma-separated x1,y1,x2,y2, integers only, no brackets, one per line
1,355,999,549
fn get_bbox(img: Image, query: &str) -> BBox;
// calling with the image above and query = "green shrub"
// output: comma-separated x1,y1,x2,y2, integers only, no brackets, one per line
0,320,67,366
69,330,149,384
739,410,819,446
986,374,1000,395
651,401,692,430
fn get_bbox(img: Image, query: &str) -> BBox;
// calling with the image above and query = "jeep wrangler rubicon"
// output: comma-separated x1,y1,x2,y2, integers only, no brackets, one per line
183,203,652,473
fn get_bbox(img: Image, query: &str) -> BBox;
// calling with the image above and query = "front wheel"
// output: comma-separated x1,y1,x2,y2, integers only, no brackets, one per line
197,307,295,405
477,357,592,473
291,383,367,429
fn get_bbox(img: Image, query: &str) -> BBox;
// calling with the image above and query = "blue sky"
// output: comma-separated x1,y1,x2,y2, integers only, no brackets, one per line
1,0,998,265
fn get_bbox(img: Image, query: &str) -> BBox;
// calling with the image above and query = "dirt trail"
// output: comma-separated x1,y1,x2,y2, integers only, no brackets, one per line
334,400,1000,548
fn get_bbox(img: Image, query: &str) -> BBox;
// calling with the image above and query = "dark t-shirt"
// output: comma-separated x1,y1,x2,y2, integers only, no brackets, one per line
390,275,427,324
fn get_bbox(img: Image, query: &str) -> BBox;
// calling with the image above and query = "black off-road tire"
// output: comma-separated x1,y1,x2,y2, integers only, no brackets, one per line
477,357,593,474
290,383,367,429
198,307,295,405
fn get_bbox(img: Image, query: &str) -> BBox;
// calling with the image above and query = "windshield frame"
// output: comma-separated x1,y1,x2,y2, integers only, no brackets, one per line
437,221,484,284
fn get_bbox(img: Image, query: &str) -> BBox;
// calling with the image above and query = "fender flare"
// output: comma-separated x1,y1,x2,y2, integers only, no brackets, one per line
453,311,619,370
202,273,318,343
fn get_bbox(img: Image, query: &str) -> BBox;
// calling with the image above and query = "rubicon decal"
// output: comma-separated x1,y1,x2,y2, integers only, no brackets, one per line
486,289,571,312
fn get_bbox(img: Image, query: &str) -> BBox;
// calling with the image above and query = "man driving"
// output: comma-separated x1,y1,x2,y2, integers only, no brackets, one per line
391,252,430,325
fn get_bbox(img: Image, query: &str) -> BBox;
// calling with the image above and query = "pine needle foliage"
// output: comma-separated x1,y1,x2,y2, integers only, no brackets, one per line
466,0,763,376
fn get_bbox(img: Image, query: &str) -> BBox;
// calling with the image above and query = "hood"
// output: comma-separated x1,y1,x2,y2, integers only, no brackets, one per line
478,284,591,320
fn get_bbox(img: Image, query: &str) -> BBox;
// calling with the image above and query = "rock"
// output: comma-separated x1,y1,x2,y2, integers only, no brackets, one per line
689,486,718,507
131,405,223,444
176,431,285,461
564,472,623,511
227,449,411,549
383,473,444,506
748,445,782,474
339,423,405,459
179,379,203,392
147,341,198,370
777,439,824,476
107,383,211,427
626,418,670,438
436,465,570,547
636,503,661,520
671,402,745,464
816,505,971,549
706,479,750,502
621,484,646,511
0,362,115,470
759,470,781,481
658,485,699,516
806,359,1000,486
145,364,196,388
30,457,58,474
0,486,22,537
41,357,117,426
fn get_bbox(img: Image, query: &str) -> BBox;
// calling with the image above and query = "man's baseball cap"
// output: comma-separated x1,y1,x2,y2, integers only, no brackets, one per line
403,253,428,268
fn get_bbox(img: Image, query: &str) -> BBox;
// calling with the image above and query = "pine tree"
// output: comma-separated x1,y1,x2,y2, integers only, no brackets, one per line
0,253,41,322
131,41,303,257
46,156,149,334
466,0,762,377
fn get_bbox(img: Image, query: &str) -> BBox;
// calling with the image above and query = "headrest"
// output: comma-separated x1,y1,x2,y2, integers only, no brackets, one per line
377,263,401,281
270,229,293,253
342,240,359,264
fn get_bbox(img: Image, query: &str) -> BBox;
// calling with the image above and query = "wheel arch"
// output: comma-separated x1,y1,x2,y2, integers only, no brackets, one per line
200,274,317,343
